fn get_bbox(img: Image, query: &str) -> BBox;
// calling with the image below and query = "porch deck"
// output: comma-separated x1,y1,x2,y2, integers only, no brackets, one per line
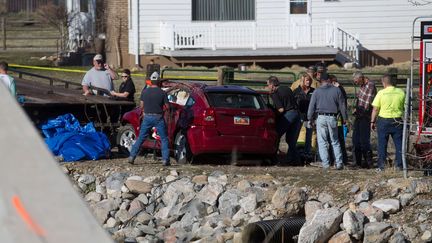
161,47,340,66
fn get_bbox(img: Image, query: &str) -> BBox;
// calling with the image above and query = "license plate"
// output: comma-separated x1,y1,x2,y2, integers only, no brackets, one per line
234,116,250,125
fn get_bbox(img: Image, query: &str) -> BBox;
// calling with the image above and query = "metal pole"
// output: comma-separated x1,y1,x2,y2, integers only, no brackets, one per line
401,78,411,179
1,17,5,50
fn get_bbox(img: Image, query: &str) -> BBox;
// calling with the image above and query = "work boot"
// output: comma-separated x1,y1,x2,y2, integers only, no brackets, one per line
353,148,363,167
361,150,373,169
365,150,373,169
127,156,135,165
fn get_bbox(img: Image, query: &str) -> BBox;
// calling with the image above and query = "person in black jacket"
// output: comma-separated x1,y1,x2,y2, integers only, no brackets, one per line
267,76,302,165
293,73,315,162
111,69,136,101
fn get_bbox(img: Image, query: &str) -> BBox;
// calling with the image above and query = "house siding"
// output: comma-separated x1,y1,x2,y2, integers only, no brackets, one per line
126,0,432,65
132,0,289,55
311,0,432,50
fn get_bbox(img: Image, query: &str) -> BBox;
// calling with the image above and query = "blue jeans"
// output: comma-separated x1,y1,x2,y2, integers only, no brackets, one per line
377,117,403,169
276,110,302,164
316,115,343,168
129,114,170,162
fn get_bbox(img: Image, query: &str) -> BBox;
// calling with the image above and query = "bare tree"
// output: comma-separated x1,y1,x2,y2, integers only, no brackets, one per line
408,0,432,5
35,3,76,55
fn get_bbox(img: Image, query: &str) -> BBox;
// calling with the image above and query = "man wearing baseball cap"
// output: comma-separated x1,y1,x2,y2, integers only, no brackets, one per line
81,54,118,96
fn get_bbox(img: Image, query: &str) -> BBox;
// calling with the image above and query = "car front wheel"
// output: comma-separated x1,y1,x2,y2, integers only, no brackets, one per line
174,132,192,164
116,124,136,155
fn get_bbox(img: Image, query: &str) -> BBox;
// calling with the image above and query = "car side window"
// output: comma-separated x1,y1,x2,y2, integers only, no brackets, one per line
185,97,195,107
167,88,191,106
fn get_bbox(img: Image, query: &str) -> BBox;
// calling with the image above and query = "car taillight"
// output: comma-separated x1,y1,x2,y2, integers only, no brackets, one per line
203,109,215,122
196,108,216,126
267,117,275,124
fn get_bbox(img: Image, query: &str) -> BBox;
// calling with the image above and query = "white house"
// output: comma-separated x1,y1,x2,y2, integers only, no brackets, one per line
66,0,96,51
120,0,432,67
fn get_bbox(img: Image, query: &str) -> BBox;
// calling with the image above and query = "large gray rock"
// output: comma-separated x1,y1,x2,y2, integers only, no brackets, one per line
115,208,132,223
305,200,323,222
136,194,149,205
218,189,241,217
106,172,129,198
197,183,224,206
237,180,252,192
358,203,384,223
421,230,432,242
121,226,144,238
125,180,153,194
355,191,371,204
271,186,307,216
239,193,257,213
128,198,145,216
363,222,393,243
194,225,215,239
244,186,266,203
328,231,353,243
85,191,102,202
192,175,208,185
372,199,400,214
180,199,207,219
399,193,415,207
318,192,334,207
298,208,343,243
163,178,195,205
343,209,365,240
91,198,121,224
389,231,407,243
136,211,153,224
105,217,118,228
78,174,96,185
208,171,228,186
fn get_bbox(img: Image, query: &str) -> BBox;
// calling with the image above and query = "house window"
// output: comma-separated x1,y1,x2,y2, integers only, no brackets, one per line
192,0,255,21
80,0,88,13
290,0,307,14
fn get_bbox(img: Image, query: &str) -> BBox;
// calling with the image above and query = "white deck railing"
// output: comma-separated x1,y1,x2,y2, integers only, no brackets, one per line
160,21,360,64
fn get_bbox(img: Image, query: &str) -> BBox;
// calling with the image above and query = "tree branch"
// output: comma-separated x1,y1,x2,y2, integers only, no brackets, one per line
408,0,432,5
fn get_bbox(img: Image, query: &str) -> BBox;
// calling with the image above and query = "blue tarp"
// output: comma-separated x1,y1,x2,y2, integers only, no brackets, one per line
41,114,111,162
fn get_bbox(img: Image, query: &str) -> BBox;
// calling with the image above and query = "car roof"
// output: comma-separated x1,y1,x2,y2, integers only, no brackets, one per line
203,85,257,94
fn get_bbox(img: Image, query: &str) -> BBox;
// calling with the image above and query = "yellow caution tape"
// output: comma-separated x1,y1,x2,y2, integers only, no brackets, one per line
9,64,217,80
9,64,87,73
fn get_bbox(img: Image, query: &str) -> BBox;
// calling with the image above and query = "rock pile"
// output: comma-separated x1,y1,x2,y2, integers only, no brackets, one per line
67,168,432,243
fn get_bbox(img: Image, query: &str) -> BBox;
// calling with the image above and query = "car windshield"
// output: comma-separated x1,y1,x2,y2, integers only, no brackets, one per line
206,92,265,110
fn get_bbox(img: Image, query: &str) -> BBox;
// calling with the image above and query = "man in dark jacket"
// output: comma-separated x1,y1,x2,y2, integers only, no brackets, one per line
267,76,302,165
307,73,348,170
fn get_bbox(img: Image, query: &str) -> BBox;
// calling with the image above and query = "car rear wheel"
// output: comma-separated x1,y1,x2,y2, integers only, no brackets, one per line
116,124,136,155
174,132,192,164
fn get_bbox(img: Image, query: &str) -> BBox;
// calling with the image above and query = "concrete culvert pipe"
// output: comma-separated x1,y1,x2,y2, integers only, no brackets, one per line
242,217,306,243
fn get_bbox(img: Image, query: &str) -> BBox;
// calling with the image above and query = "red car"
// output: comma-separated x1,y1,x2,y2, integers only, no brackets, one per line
116,81,278,163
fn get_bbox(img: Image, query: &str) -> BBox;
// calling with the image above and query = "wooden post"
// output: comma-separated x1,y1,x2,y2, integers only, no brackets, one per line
1,17,5,50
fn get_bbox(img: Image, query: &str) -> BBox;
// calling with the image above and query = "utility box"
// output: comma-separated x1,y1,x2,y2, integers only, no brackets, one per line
143,43,153,54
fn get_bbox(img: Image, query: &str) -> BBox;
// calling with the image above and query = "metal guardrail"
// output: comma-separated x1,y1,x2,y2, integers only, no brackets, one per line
10,68,81,89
